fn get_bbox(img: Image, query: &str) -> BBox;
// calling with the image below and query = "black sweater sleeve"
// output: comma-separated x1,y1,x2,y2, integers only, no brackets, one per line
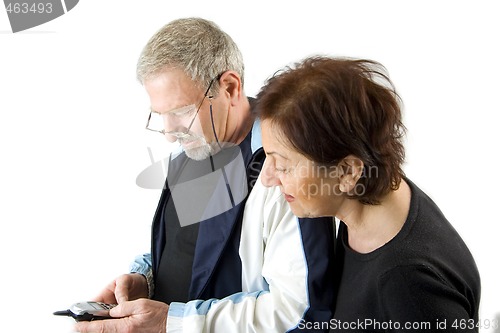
378,264,478,332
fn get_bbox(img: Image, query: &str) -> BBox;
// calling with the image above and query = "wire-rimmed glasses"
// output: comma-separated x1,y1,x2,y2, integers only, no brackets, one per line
145,75,220,139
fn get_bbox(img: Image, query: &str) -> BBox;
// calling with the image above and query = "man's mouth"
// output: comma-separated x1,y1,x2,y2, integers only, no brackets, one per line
179,136,201,147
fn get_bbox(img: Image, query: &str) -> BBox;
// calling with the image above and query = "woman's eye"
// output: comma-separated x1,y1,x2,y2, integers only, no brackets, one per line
275,167,289,174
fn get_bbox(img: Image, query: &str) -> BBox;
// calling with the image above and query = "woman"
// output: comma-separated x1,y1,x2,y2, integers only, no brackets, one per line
256,57,480,332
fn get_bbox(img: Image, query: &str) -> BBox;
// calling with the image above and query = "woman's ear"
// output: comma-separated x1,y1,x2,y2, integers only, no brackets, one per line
338,155,364,193
218,71,242,106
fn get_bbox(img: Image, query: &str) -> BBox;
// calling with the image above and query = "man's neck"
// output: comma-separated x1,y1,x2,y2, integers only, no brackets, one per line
226,96,254,145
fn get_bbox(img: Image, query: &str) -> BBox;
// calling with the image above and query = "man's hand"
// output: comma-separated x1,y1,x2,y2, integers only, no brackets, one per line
94,273,149,304
74,299,169,333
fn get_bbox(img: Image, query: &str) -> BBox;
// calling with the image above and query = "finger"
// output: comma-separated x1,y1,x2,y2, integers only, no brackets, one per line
91,281,119,304
114,278,131,304
74,319,121,333
116,294,128,304
91,292,117,305
109,301,135,318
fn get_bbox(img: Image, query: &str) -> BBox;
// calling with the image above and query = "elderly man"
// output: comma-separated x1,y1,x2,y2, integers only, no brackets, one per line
75,18,334,333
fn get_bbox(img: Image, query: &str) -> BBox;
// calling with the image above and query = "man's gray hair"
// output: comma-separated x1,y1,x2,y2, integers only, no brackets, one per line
136,17,244,95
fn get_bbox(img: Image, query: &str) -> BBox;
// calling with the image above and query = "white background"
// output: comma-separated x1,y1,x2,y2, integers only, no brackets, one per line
1,1,499,332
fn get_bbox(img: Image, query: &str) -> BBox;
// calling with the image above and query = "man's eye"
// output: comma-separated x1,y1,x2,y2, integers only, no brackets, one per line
167,105,196,118
173,108,194,117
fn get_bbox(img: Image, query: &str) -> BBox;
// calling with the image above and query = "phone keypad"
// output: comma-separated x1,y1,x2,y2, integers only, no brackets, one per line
97,302,117,310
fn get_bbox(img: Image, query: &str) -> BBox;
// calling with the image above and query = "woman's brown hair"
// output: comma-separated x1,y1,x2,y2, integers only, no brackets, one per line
256,56,406,205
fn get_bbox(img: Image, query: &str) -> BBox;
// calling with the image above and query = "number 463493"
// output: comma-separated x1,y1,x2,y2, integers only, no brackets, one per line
452,318,499,330
6,2,53,14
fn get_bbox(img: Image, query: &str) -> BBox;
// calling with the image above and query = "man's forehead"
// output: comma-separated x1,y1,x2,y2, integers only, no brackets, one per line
145,70,203,113
148,69,200,91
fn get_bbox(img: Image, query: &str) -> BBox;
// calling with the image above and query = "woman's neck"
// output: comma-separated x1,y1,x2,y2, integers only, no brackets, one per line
337,179,411,254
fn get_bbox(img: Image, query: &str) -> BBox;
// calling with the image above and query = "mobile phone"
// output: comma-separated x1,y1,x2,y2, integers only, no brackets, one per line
53,301,117,321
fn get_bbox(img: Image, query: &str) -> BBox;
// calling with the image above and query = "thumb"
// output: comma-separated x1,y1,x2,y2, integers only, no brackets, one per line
109,301,134,318
114,281,130,304
116,293,128,304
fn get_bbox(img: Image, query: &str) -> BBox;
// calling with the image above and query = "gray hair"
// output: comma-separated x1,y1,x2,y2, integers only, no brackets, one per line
136,17,244,95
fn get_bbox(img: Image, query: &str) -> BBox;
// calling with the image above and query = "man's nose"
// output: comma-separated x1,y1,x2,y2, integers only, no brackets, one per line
260,160,281,187
163,117,189,142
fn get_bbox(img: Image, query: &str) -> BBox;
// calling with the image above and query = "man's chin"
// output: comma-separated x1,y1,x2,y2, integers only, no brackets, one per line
183,142,215,161
184,147,208,160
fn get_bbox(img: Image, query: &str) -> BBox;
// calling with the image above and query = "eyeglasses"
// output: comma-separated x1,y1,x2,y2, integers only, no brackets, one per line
145,75,220,139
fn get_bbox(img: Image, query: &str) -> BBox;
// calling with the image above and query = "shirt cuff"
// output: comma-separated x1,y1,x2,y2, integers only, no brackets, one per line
167,302,186,333
130,269,154,299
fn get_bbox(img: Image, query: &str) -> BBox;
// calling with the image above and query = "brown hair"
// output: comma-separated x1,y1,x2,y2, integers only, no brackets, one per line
256,56,406,205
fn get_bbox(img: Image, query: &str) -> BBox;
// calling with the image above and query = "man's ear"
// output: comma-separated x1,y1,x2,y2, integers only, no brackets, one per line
218,71,242,106
338,155,364,193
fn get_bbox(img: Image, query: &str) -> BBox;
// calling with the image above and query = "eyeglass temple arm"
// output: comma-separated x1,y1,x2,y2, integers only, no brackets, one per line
186,74,222,131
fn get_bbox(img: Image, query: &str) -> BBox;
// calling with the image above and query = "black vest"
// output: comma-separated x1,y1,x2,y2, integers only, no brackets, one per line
151,132,265,303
